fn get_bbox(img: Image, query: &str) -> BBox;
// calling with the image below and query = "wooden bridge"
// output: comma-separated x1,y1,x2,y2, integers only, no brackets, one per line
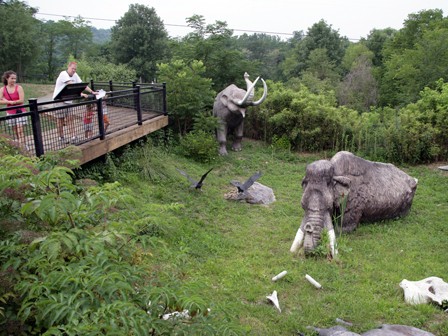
0,82,169,165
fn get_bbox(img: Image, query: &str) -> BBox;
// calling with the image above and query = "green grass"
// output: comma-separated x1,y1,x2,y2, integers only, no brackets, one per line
21,83,54,101
86,139,448,335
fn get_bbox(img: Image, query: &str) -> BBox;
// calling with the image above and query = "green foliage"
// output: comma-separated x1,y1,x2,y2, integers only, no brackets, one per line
380,10,448,106
247,79,448,164
83,57,137,82
110,4,168,82
282,20,348,78
0,147,242,334
266,83,344,152
235,33,288,81
173,15,254,91
179,130,218,163
0,0,40,79
158,59,215,135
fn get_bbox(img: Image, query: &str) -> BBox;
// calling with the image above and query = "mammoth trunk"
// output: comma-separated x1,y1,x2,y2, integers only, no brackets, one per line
290,211,335,256
303,211,325,253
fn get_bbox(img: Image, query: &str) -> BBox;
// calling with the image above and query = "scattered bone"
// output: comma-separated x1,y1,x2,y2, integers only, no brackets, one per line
400,277,448,306
272,270,287,282
305,274,322,289
162,309,190,320
266,290,281,313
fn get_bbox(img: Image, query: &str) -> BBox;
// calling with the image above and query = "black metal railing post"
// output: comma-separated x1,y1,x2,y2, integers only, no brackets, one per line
134,85,142,125
29,98,44,157
90,79,95,91
96,98,105,140
162,82,167,116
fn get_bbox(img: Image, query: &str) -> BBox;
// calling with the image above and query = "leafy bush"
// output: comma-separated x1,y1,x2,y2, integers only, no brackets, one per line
0,143,244,334
179,130,218,163
254,79,448,163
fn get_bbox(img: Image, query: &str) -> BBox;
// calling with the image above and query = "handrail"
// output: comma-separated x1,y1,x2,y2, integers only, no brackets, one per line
0,81,167,157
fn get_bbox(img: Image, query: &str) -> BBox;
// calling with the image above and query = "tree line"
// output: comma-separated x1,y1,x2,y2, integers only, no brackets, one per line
1,0,448,163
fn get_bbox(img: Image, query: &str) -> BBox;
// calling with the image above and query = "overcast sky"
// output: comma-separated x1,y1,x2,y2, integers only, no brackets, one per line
25,0,448,41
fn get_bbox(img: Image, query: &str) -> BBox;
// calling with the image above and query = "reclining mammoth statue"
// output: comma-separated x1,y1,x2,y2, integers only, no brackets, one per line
290,151,418,257
213,72,267,155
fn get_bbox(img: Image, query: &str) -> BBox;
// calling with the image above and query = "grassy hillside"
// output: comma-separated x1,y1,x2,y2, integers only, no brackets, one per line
80,138,448,335
21,83,54,101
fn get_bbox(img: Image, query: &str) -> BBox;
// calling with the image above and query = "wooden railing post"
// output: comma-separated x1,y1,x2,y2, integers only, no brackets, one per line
29,98,44,157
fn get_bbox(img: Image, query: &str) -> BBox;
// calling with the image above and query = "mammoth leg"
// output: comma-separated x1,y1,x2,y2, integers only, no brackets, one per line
232,122,244,152
216,121,228,156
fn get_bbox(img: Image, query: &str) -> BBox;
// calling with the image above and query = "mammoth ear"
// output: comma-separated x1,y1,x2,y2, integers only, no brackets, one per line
220,94,240,112
333,175,350,187
333,175,351,206
220,94,229,106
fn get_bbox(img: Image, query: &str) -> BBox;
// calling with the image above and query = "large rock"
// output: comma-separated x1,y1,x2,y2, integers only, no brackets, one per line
225,182,275,205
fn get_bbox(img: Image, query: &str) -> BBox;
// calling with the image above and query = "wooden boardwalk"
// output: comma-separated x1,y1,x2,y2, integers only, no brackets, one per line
20,104,168,164
1,83,168,164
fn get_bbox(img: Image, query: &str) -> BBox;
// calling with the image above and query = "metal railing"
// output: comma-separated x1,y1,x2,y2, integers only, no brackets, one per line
0,81,167,157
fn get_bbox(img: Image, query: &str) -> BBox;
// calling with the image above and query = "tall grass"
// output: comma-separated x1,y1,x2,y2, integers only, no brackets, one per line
81,137,448,335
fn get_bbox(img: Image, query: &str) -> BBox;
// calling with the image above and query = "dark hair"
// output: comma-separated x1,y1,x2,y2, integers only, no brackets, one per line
2,70,16,86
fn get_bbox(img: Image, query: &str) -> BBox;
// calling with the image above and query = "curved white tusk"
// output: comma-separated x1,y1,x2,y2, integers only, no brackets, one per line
290,228,304,252
250,78,268,106
236,76,260,105
328,229,338,257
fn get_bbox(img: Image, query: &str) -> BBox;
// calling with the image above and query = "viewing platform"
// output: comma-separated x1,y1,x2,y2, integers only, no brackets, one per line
0,81,169,164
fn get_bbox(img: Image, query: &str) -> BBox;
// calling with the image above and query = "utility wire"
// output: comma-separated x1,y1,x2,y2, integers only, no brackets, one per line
35,12,361,41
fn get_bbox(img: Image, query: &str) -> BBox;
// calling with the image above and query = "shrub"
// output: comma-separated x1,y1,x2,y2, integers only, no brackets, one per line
179,130,218,163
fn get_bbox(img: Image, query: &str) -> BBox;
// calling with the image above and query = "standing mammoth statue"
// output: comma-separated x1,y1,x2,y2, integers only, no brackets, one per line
213,72,267,155
290,151,418,257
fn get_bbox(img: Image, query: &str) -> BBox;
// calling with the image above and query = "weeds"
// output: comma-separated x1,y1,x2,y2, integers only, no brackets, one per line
2,139,447,335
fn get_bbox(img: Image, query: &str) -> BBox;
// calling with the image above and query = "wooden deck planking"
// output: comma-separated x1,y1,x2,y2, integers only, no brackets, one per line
22,105,168,163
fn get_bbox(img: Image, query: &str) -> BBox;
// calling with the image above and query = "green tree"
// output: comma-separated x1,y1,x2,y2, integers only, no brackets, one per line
338,55,378,112
381,26,448,106
0,0,40,79
172,15,253,91
282,20,348,79
236,33,287,81
110,4,168,82
157,59,215,135
56,16,93,60
364,28,396,67
380,9,448,106
338,43,378,111
37,20,64,81
298,48,340,94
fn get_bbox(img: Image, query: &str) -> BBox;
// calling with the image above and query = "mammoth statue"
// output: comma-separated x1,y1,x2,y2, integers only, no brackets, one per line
290,151,418,257
213,72,267,155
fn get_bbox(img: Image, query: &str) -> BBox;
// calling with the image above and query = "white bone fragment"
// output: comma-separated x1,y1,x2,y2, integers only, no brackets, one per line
266,290,281,312
272,271,287,282
305,274,322,289
400,277,448,305
162,309,190,320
